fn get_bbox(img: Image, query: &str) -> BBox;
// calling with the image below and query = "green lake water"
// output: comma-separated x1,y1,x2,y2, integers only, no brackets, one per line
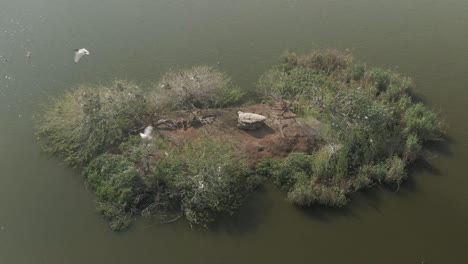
1,0,467,263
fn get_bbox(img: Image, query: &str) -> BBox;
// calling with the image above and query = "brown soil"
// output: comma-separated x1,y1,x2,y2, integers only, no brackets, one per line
153,103,322,164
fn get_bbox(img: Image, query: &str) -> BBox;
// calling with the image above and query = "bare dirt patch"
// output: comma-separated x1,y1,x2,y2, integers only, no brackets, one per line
153,103,322,164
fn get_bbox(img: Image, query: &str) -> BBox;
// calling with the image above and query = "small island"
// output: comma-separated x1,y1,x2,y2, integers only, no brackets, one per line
36,50,442,231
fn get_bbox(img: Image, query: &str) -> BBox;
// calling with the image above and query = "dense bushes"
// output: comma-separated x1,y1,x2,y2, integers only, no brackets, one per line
150,66,244,112
36,50,442,230
152,138,262,227
257,50,441,207
36,67,255,230
36,80,150,167
84,153,144,230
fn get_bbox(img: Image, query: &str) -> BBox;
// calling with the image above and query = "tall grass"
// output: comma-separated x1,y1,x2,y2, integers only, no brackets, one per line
258,49,442,207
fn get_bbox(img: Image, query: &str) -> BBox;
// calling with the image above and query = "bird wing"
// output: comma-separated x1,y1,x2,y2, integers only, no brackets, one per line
74,51,84,63
143,126,153,136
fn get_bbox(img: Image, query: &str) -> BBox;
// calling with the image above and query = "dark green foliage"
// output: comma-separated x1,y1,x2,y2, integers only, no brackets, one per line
287,178,347,207
403,103,439,141
404,134,422,161
351,64,366,81
84,153,144,230
259,149,349,207
260,153,315,190
85,154,143,205
369,68,392,93
152,138,260,227
97,202,133,231
258,49,442,207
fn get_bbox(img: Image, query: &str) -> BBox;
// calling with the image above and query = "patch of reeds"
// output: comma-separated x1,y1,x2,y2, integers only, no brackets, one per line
258,49,442,207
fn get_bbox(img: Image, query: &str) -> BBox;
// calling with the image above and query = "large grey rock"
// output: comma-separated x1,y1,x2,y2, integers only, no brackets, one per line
237,111,267,130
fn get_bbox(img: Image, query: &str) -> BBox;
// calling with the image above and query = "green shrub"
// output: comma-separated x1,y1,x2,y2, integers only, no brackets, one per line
152,137,260,227
384,156,407,184
295,49,354,75
358,162,388,183
85,153,143,206
84,153,144,230
36,80,150,167
150,66,243,112
261,148,348,207
278,50,299,72
258,66,333,115
403,103,438,141
119,135,169,183
368,68,392,93
351,64,366,80
287,178,347,207
97,202,133,231
258,49,442,207
264,153,314,190
380,77,412,103
404,134,422,161
217,88,245,108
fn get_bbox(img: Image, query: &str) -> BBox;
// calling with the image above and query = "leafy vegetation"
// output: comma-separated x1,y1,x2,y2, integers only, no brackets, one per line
36,80,150,167
84,153,144,230
35,50,442,230
36,68,253,230
149,66,244,112
257,49,442,207
151,137,262,227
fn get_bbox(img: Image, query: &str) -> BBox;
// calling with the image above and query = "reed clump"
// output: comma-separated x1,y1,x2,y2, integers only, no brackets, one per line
257,49,442,207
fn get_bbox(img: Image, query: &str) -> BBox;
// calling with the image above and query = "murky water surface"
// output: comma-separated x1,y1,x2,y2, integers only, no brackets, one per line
1,0,467,263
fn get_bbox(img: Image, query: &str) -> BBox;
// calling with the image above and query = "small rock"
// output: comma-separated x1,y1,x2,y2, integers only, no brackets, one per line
237,111,267,130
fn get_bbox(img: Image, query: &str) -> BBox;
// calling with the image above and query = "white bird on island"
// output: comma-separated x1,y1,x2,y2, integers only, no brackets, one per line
74,48,90,63
140,125,153,140
198,180,205,189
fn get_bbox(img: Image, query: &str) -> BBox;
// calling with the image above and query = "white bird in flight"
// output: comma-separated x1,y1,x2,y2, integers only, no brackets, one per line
74,48,90,63
140,126,153,140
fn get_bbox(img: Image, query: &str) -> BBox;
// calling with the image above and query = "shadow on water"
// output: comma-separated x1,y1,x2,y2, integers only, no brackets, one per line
423,135,454,158
373,155,444,200
409,157,442,177
299,203,356,223
297,149,450,223
208,185,273,235
407,88,429,105
300,184,399,223
395,134,452,195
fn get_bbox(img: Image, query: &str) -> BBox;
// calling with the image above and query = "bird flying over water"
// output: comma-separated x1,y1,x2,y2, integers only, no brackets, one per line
74,48,90,63
140,126,153,140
